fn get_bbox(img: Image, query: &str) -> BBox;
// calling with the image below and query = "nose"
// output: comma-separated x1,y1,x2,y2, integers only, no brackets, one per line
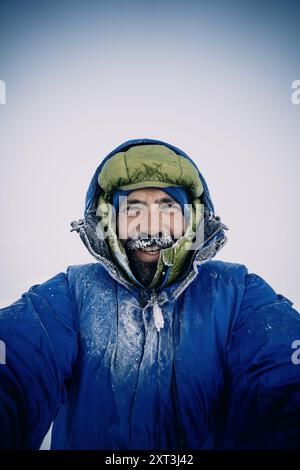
139,204,165,237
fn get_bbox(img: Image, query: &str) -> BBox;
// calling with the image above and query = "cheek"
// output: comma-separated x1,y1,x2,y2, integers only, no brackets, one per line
117,214,129,240
117,215,140,240
172,214,186,238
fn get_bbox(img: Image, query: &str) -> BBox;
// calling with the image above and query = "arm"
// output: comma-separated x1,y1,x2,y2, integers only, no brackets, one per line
223,272,300,449
0,270,78,449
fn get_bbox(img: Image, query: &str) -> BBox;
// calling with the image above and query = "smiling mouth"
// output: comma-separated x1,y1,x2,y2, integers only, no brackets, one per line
136,247,161,257
134,246,162,258
140,246,161,253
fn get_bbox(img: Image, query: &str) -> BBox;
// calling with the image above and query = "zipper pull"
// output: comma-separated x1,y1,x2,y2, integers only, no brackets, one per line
153,300,164,332
151,289,164,333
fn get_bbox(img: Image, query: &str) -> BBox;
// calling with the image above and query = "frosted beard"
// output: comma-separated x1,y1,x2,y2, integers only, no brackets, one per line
123,233,174,287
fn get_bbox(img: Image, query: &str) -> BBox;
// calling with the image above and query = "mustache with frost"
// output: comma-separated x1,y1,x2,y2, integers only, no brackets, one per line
125,232,174,252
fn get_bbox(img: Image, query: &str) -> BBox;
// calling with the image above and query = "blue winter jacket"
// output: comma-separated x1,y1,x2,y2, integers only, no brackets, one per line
1,138,300,450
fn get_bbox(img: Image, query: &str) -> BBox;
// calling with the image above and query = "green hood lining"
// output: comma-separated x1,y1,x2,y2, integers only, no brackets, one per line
98,144,204,199
96,143,205,288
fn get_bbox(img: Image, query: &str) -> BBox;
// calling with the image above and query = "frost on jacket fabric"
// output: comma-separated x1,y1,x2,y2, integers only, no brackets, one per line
1,138,300,450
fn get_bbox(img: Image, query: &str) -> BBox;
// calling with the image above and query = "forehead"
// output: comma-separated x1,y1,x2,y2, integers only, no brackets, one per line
126,188,175,201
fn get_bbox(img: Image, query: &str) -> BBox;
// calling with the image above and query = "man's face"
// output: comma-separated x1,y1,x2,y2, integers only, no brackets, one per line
116,188,187,286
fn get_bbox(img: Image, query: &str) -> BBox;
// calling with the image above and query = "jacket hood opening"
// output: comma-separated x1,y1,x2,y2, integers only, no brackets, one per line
70,138,229,292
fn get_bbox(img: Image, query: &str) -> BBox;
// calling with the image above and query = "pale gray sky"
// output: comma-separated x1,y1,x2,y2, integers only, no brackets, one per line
1,0,300,450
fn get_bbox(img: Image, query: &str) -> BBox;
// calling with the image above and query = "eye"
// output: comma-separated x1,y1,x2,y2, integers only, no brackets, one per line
126,206,142,216
160,203,180,212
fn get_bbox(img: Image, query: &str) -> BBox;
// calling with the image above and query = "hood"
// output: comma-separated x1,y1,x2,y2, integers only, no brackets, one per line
70,138,229,293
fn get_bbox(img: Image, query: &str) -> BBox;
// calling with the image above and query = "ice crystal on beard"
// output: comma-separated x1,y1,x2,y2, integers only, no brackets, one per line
127,233,174,251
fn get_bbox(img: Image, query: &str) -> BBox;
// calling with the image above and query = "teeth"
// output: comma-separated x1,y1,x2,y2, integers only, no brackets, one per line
142,246,161,252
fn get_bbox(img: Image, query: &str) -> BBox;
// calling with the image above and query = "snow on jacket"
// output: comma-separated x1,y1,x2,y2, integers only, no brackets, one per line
0,138,300,450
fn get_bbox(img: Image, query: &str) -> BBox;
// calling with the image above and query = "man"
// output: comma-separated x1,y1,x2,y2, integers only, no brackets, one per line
0,138,300,450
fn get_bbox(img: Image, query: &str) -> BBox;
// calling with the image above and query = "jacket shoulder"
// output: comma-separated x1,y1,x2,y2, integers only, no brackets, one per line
199,259,249,282
65,262,116,299
66,262,111,281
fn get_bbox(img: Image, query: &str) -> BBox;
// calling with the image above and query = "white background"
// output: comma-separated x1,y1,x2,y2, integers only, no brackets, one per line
0,0,299,449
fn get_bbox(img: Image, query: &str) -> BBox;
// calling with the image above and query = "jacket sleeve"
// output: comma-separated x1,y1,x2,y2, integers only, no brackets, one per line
0,270,78,449
224,271,300,449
